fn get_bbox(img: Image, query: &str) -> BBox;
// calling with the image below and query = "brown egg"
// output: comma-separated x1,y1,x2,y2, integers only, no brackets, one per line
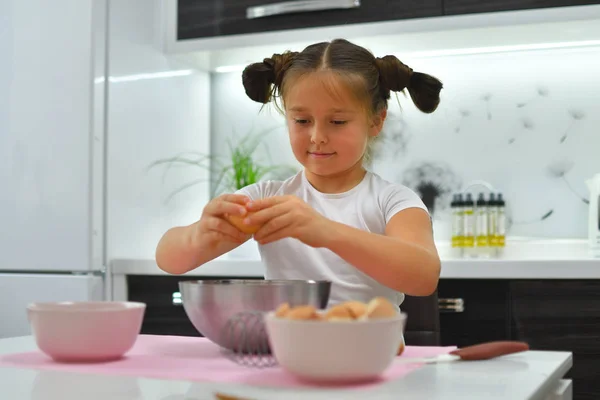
275,302,290,318
311,312,325,321
286,305,318,320
365,297,398,319
303,311,325,321
397,340,406,355
342,301,368,319
325,304,354,321
225,213,261,234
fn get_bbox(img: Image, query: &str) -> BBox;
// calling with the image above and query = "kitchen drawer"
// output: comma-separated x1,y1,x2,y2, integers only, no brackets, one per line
126,275,264,337
510,280,600,320
443,0,600,16
176,0,443,40
437,279,512,347
511,280,600,400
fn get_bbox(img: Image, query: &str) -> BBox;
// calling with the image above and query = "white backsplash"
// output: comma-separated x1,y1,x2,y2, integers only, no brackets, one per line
210,45,600,240
106,0,211,260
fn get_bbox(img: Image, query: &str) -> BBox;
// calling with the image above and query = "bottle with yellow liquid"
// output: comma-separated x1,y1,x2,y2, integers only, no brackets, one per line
496,193,506,256
475,192,489,258
462,193,475,257
487,193,498,256
451,194,464,257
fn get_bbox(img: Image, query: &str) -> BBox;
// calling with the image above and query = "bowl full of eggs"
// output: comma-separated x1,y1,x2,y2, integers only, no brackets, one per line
264,297,407,383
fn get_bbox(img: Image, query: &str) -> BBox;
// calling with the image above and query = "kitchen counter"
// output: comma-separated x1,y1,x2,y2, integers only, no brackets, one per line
112,257,600,279
0,335,573,400
111,239,600,279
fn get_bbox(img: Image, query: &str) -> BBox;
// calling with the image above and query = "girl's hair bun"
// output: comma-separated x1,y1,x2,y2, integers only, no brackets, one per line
376,55,443,113
242,51,298,104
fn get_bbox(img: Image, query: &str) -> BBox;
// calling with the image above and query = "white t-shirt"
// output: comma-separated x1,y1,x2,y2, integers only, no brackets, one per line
236,170,429,307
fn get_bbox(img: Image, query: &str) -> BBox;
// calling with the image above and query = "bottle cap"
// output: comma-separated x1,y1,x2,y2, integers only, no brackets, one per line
476,192,486,206
497,193,505,205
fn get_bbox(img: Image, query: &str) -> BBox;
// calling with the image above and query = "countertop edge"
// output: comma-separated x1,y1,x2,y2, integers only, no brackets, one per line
110,258,600,279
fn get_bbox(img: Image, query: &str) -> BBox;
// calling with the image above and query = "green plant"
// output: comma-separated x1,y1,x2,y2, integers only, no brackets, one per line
148,129,297,203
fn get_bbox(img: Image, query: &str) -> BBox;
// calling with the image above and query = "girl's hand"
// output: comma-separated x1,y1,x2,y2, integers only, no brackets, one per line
244,195,334,247
194,194,252,250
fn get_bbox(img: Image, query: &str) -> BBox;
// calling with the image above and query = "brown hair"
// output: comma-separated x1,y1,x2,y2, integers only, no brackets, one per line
242,38,443,115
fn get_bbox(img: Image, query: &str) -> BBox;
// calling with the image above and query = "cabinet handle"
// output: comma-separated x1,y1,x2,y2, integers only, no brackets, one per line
439,298,465,313
172,291,182,306
247,0,361,19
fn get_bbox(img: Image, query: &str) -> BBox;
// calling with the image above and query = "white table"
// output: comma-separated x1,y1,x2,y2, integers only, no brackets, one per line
0,336,573,400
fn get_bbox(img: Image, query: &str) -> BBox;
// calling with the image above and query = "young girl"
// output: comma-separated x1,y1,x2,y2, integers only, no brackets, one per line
156,38,443,307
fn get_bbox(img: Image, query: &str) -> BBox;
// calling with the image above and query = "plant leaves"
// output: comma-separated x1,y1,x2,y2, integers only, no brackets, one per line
148,128,297,201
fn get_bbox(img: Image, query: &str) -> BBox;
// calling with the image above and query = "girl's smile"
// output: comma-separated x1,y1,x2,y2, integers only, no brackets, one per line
308,151,336,159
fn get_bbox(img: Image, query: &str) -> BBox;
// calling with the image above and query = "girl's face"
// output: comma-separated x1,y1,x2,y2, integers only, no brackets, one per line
283,72,385,186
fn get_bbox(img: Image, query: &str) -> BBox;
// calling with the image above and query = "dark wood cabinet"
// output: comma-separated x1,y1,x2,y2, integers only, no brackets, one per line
176,0,443,40
438,278,600,400
510,280,600,400
174,0,600,44
442,0,600,16
127,275,264,337
437,279,512,347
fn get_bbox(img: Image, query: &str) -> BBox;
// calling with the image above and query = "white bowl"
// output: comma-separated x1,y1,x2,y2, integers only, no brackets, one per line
264,311,407,383
27,301,146,362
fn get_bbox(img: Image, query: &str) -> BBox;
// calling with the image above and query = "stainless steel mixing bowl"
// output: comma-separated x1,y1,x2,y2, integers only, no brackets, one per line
179,279,331,352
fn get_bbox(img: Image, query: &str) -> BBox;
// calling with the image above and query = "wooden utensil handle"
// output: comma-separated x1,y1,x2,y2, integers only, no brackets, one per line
450,341,530,360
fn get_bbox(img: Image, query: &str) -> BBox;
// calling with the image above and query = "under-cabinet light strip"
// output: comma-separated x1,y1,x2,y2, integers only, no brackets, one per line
94,69,194,84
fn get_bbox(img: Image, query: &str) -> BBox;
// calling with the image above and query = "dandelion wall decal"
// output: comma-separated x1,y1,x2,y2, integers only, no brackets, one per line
546,159,589,204
516,86,550,108
508,117,535,144
371,115,410,160
400,162,462,216
481,93,493,120
559,109,586,144
454,109,471,133
522,117,535,130
510,209,555,225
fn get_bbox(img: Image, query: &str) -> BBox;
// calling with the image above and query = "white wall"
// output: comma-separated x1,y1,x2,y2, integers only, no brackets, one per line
106,0,211,260
210,45,600,240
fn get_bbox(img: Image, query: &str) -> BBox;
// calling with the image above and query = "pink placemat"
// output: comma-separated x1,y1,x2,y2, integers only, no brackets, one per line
0,335,456,388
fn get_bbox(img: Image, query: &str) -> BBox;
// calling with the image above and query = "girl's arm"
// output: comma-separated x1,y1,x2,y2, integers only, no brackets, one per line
322,208,440,296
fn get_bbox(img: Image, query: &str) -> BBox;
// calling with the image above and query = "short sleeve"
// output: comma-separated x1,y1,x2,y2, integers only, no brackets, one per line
234,183,263,201
234,178,289,201
381,184,429,224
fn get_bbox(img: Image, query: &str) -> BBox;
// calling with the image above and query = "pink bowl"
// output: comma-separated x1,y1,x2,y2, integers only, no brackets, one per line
27,301,146,362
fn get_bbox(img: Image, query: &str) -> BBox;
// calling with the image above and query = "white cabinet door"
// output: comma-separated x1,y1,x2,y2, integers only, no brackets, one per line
0,0,105,273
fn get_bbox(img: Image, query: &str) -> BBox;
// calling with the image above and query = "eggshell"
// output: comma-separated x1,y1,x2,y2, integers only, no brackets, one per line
275,302,290,318
287,305,319,320
325,304,354,321
365,297,398,319
225,213,261,234
342,301,368,319
397,340,405,355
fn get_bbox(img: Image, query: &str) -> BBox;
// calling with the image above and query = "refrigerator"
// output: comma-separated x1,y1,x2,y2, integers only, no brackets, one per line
0,0,109,338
